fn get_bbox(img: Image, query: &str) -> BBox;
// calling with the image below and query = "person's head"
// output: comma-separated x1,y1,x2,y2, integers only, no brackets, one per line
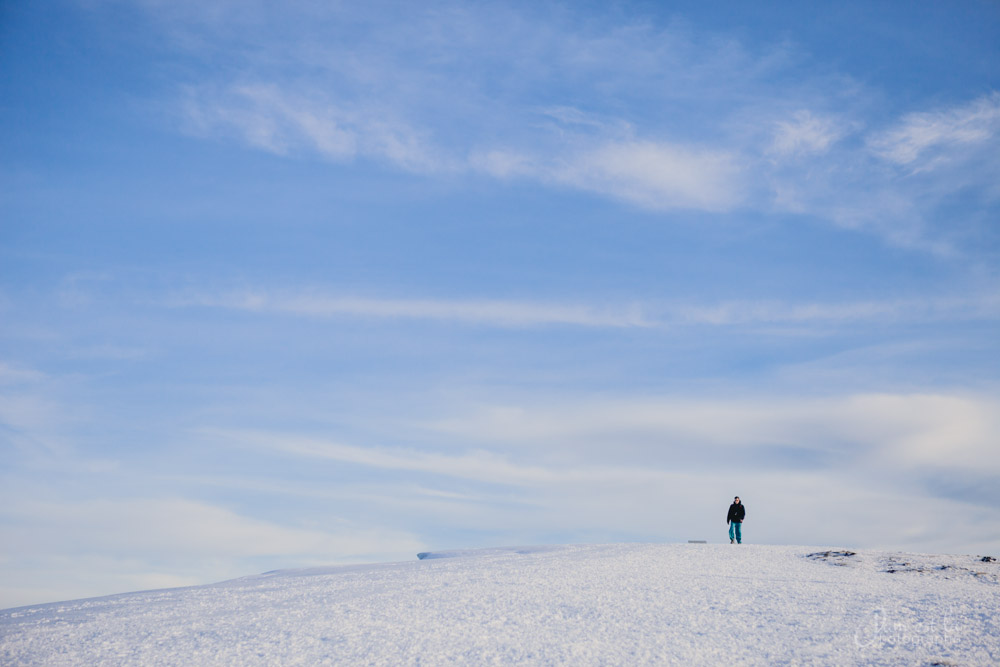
734,496,741,504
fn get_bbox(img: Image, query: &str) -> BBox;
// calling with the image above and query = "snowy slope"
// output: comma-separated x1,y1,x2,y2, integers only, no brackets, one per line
1,544,997,665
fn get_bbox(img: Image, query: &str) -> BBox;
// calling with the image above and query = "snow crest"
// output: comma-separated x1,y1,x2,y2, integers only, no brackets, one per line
1,544,997,665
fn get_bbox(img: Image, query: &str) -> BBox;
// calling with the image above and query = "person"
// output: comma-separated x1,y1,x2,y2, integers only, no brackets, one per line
727,496,745,544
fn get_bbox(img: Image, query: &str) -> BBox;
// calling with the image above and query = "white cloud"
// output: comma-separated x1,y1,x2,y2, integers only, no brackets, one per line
194,391,1000,516
0,554,205,610
469,149,539,179
195,393,1000,557
869,92,1000,168
552,140,744,211
760,94,1000,254
182,84,448,173
669,294,1000,326
213,430,557,486
176,290,653,328
135,1,1000,250
425,392,1000,476
4,497,417,558
0,391,79,462
183,83,746,211
519,467,1000,555
0,362,47,386
768,110,847,157
838,393,1000,471
168,288,1000,334
0,496,425,607
472,138,745,212
155,1,759,214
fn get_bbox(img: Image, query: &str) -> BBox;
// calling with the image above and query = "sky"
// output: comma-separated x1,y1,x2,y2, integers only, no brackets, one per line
1,0,999,608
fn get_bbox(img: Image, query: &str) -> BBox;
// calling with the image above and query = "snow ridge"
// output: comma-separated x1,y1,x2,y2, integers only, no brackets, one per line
1,544,997,665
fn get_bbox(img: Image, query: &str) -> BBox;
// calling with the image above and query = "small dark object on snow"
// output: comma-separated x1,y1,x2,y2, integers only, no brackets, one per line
981,556,996,563
807,550,856,559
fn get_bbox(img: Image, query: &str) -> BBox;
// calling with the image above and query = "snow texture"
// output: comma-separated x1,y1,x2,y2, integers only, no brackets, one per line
1,544,997,665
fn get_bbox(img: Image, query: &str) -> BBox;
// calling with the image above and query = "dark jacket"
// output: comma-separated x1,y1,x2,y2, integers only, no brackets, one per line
727,502,745,524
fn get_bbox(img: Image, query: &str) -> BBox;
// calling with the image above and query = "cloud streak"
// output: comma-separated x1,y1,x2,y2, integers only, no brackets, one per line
173,289,1000,329
199,388,1000,504
211,430,559,486
425,392,1000,476
188,389,1000,560
182,83,450,173
4,497,417,558
175,290,653,328
768,93,1000,252
670,294,1000,326
152,2,1000,251
768,110,848,158
0,495,425,607
550,141,743,211
869,93,1000,169
183,85,746,212
158,2,773,215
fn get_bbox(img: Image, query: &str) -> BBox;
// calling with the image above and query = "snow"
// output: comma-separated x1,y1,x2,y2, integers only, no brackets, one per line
1,544,997,665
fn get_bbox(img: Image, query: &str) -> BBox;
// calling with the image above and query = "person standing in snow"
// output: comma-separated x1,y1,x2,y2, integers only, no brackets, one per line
727,496,745,544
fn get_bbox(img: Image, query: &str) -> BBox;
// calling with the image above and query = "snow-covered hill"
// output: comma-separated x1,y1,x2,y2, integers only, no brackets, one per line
1,544,997,665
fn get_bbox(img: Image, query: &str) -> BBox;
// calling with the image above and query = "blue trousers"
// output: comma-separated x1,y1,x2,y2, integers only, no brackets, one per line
729,522,742,543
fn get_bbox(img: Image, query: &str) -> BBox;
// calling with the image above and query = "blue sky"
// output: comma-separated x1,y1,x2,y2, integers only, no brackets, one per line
1,0,999,607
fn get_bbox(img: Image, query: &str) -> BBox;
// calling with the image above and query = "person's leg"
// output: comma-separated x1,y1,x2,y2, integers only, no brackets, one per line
729,522,735,543
734,522,742,544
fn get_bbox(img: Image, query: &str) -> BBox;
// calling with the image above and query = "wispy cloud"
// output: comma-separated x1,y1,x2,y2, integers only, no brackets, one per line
175,290,653,328
0,495,424,607
761,94,1000,253
146,2,1000,251
183,84,746,211
426,392,1000,476
550,141,743,212
0,364,80,463
182,84,449,173
172,288,1000,330
195,389,1000,501
471,135,745,212
210,430,558,486
160,2,765,214
768,110,848,158
869,92,1000,169
0,361,47,385
669,294,1000,326
191,391,1000,558
2,496,418,559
